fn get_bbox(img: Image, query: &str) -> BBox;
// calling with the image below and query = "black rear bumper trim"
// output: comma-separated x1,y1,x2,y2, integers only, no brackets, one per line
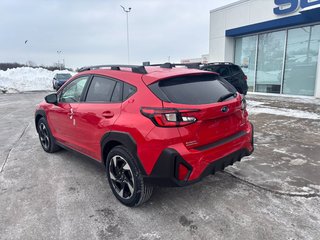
144,148,252,187
195,130,247,151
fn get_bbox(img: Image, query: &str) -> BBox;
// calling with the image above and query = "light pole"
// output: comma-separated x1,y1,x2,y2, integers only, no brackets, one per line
57,50,62,70
121,5,131,64
25,40,29,67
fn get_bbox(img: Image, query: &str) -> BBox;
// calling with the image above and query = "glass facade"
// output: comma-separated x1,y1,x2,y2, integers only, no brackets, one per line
283,25,320,95
235,24,320,96
256,31,286,94
235,36,257,92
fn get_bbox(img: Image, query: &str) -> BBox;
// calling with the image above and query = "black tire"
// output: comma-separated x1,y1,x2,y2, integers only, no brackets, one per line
106,146,153,207
37,117,60,153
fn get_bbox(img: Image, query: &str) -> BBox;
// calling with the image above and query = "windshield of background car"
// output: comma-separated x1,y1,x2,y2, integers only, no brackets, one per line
56,74,72,80
150,74,236,105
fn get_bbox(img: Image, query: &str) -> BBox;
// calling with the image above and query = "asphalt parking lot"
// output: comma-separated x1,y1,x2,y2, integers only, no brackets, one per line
1,92,320,240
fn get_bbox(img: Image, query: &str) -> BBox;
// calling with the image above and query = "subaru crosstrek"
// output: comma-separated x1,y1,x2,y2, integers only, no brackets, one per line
35,63,254,207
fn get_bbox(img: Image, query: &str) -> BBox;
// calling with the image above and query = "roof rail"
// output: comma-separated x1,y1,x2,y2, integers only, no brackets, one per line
149,62,201,69
78,65,148,74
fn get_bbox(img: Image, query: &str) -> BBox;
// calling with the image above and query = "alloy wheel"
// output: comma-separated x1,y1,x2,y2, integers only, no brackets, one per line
109,155,135,199
39,122,50,150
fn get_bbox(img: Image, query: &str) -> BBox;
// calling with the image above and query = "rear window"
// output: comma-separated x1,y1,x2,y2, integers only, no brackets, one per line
150,74,236,105
203,66,220,72
203,66,230,77
229,65,242,75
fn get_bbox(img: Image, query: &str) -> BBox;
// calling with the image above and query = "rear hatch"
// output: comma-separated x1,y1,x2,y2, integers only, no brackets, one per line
147,73,246,150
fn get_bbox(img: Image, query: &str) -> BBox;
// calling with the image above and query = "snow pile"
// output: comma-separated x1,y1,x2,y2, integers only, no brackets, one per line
0,67,74,93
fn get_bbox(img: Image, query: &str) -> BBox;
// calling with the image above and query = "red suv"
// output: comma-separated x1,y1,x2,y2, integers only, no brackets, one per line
35,63,254,207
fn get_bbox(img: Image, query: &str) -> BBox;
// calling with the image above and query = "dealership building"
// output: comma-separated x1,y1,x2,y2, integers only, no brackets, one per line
209,0,320,98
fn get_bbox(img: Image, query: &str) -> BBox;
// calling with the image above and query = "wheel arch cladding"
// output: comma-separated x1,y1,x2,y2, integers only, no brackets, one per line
35,110,46,133
100,131,147,175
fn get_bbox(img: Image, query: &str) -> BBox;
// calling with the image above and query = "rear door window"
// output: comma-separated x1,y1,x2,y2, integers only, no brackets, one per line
150,74,236,105
85,76,116,102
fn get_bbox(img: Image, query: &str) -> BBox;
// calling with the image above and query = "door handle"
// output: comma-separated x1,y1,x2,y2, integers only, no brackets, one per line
102,111,114,118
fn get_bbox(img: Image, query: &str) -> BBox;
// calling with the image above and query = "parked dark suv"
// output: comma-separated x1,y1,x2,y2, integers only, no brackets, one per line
52,73,72,90
35,63,253,207
201,62,248,95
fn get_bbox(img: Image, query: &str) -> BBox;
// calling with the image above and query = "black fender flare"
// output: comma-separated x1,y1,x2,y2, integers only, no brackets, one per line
100,131,147,175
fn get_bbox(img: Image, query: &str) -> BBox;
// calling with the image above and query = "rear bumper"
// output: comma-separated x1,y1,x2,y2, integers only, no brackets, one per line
144,123,254,187
144,148,252,187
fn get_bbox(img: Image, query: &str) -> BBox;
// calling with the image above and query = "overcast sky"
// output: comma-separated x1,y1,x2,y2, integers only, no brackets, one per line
0,0,237,69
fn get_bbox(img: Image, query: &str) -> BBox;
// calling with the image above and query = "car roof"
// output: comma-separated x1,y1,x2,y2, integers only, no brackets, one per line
77,66,218,85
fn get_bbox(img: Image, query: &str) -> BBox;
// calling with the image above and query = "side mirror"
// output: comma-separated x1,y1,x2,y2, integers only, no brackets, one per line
45,93,58,104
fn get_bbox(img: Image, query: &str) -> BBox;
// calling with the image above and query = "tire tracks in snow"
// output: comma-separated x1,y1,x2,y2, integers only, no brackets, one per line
223,171,320,199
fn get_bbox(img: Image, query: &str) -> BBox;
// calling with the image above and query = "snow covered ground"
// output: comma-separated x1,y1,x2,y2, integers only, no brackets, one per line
247,99,320,120
0,67,74,93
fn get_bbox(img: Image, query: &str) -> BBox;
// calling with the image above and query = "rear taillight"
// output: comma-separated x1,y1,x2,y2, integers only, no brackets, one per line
140,107,198,127
243,75,248,81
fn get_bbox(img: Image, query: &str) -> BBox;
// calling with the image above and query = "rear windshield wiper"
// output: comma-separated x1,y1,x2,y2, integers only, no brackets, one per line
217,92,237,102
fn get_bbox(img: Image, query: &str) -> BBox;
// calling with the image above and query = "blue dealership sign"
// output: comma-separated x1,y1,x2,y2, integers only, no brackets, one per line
274,0,320,15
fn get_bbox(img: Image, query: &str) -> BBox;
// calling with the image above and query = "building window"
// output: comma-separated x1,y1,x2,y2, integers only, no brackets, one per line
256,30,286,94
234,24,320,96
283,25,320,96
235,36,257,92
